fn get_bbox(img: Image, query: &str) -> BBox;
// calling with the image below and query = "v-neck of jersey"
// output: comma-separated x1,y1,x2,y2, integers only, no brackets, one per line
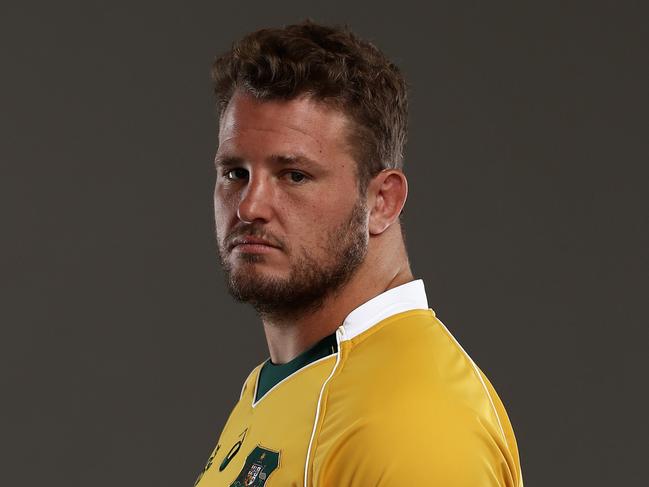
255,332,338,403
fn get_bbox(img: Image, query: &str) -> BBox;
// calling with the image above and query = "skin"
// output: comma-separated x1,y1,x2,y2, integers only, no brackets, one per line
214,90,413,364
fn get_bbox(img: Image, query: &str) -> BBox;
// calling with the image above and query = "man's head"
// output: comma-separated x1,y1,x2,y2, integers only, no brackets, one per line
211,21,409,317
211,20,408,194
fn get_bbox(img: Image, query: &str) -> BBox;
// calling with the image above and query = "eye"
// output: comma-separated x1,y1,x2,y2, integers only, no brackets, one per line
285,171,307,184
224,168,249,181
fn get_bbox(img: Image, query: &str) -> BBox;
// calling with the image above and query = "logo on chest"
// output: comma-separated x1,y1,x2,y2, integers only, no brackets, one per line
230,446,280,487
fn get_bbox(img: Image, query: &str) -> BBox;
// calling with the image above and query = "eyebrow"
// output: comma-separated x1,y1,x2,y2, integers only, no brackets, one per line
268,153,321,169
214,155,244,168
214,153,322,169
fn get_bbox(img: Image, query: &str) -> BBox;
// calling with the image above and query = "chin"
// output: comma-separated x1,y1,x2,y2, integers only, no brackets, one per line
231,262,289,282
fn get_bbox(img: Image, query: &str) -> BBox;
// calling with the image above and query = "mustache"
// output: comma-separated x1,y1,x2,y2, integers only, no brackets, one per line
225,224,284,250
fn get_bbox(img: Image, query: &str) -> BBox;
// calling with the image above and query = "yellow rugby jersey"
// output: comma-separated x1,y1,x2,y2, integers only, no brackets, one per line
195,280,523,486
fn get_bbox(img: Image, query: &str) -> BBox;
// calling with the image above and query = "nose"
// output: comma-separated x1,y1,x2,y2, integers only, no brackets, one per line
236,172,274,224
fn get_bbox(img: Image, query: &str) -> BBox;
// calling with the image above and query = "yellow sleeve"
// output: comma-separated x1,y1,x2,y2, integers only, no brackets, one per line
316,400,519,487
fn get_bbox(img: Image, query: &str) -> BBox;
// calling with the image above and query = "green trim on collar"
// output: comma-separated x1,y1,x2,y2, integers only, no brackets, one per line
255,332,338,402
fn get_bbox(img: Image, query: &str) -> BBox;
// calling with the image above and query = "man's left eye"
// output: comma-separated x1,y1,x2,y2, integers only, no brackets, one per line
286,171,307,183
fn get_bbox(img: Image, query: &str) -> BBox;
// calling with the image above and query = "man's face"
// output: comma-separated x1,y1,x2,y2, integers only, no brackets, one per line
213,91,369,317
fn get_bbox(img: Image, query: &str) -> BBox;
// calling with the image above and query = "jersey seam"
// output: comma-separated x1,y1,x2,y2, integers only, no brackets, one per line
304,327,348,487
435,317,509,447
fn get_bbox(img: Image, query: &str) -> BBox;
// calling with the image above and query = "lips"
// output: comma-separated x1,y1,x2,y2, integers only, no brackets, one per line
230,235,279,250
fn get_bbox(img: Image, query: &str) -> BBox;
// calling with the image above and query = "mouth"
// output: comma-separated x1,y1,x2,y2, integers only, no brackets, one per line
230,236,280,254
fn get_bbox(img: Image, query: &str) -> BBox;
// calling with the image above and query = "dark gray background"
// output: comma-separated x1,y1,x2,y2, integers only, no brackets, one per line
1,1,647,486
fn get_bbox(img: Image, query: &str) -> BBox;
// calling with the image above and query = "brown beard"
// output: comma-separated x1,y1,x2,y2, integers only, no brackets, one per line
216,198,368,320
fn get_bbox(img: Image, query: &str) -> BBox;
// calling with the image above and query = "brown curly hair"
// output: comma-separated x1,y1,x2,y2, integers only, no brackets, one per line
211,20,408,192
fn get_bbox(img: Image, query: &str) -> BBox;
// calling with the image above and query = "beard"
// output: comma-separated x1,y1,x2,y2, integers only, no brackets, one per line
216,198,369,319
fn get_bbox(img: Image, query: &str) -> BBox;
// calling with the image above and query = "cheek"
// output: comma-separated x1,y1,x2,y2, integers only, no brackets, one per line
213,186,237,228
292,200,353,243
214,182,237,206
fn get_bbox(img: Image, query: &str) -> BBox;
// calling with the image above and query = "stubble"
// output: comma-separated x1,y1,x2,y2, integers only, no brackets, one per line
216,198,369,320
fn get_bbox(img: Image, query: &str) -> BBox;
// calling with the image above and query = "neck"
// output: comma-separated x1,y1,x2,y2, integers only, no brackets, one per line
261,231,413,364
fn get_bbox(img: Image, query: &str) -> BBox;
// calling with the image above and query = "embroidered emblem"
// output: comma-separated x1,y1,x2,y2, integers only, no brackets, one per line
230,446,280,487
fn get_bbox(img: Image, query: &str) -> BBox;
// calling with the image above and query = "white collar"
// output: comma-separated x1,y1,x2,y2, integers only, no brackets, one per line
341,279,429,341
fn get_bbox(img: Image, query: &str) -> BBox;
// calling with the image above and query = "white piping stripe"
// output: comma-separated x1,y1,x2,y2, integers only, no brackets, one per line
436,318,508,446
303,326,345,487
251,354,337,408
239,368,257,401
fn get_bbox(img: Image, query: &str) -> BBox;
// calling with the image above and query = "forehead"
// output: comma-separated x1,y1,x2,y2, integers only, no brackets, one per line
218,91,355,162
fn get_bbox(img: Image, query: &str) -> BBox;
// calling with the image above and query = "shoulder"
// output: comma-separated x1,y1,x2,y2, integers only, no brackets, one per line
314,310,519,485
332,309,492,416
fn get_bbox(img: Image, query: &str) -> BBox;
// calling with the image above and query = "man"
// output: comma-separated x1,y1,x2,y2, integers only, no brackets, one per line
196,20,523,487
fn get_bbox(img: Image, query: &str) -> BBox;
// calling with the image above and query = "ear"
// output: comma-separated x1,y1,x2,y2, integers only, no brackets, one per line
366,169,408,235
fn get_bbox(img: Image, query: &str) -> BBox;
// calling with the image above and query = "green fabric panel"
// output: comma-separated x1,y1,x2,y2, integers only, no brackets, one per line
255,332,338,402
